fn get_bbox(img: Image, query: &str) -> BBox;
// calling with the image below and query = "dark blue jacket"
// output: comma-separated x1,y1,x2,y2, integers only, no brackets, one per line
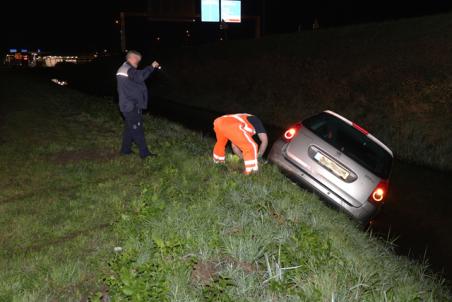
116,62,155,113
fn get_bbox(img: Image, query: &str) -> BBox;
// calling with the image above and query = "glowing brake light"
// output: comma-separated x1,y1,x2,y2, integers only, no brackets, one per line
372,188,385,202
283,123,302,141
284,128,296,140
369,181,388,203
352,122,369,135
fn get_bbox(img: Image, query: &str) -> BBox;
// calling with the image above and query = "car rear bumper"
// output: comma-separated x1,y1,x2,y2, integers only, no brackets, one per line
268,139,379,224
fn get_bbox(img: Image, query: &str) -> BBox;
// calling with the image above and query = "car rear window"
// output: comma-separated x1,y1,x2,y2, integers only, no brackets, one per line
302,112,392,179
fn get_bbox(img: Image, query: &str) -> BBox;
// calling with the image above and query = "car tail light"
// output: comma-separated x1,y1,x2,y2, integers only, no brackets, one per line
352,122,369,135
283,123,302,141
369,180,388,203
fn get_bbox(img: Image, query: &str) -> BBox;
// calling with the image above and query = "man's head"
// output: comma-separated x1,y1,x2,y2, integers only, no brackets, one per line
126,50,142,68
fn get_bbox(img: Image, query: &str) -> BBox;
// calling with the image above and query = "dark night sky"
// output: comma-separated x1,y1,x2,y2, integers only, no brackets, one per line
1,0,149,52
1,0,451,52
265,0,452,31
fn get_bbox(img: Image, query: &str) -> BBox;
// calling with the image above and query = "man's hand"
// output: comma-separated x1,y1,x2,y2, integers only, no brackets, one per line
257,133,268,158
151,61,160,69
258,154,268,165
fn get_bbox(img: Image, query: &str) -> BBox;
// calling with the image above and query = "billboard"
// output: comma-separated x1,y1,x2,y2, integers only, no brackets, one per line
221,0,241,23
201,0,220,22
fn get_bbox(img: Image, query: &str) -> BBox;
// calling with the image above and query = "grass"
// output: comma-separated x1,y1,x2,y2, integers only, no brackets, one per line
101,164,451,301
1,70,450,301
0,70,143,300
155,12,452,171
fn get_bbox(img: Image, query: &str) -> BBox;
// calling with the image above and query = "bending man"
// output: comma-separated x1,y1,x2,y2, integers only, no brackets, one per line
213,113,268,175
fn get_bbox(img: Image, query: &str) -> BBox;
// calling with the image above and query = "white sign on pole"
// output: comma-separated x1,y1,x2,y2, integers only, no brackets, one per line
201,0,220,22
221,0,241,23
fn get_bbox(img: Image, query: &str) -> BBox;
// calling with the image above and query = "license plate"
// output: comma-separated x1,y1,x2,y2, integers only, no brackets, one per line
314,152,349,180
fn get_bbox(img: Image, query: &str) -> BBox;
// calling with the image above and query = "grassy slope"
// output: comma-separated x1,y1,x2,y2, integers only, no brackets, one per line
0,71,450,301
159,13,452,171
0,70,146,300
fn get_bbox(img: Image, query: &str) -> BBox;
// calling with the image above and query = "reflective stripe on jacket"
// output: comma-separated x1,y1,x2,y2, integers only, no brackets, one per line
224,113,256,134
116,62,154,113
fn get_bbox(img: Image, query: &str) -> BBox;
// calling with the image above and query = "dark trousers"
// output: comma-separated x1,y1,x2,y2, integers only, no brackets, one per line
121,108,150,158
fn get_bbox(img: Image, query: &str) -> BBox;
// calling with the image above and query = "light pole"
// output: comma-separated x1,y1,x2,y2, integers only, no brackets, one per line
262,0,266,35
120,12,126,52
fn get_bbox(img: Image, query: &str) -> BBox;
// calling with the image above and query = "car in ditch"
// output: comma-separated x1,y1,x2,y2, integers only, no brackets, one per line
268,110,393,224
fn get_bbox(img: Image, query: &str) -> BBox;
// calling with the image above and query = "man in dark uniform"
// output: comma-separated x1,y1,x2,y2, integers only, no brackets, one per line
116,50,160,158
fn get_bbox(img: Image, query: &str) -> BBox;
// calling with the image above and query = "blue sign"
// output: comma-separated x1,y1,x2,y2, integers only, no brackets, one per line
201,0,220,22
21,49,28,53
9,49,17,53
221,0,241,23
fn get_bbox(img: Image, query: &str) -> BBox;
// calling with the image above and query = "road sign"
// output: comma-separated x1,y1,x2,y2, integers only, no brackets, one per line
201,0,220,22
221,0,241,23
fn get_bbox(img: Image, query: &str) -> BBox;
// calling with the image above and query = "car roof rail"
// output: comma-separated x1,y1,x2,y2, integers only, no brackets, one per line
323,110,394,157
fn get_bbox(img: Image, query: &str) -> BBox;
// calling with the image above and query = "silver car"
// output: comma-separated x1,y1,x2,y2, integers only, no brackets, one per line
269,110,393,224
